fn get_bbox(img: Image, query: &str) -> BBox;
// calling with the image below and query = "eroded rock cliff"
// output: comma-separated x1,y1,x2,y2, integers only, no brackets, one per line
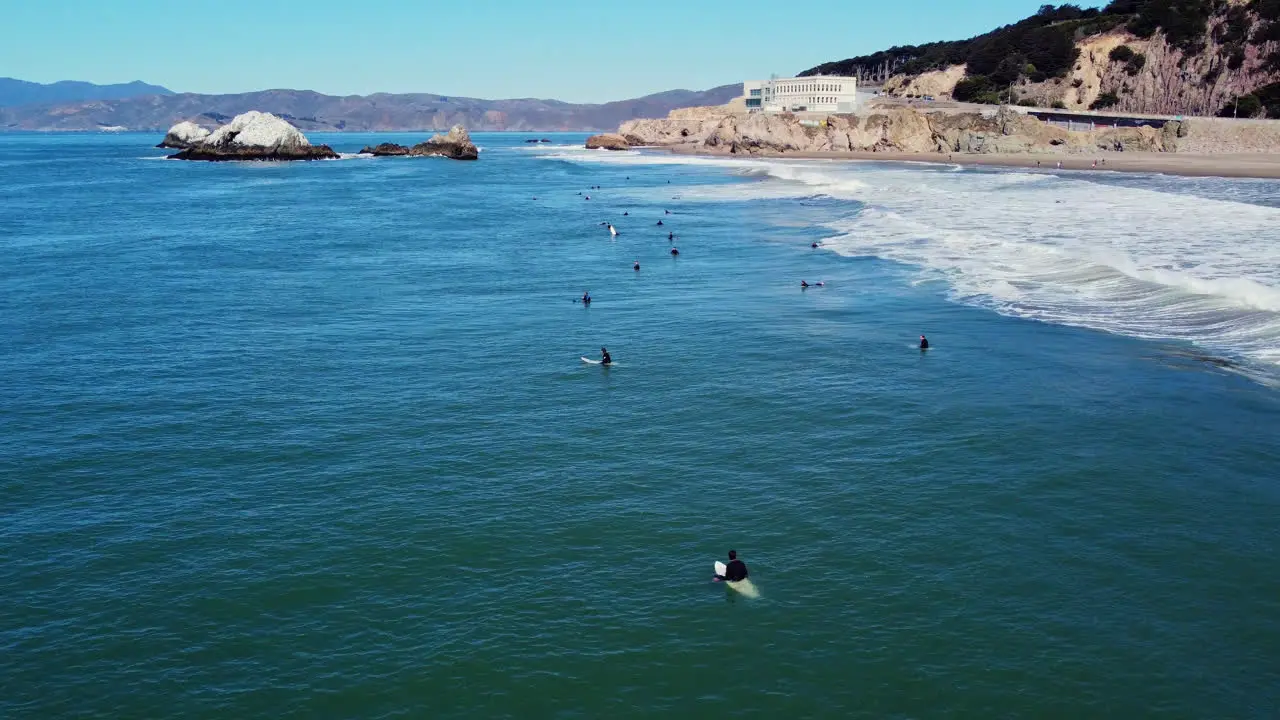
619,105,1196,156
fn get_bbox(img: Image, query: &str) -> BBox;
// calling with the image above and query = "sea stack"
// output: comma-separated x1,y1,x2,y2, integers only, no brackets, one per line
358,125,479,160
167,111,338,161
156,120,211,149
585,133,631,150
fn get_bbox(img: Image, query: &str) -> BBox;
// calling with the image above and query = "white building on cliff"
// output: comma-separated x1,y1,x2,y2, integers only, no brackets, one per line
742,75,859,114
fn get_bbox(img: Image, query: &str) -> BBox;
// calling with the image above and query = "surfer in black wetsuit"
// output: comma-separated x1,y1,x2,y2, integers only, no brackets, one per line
600,347,612,365
668,232,674,241
920,335,929,350
582,291,591,304
657,220,664,226
715,550,748,582
670,247,679,256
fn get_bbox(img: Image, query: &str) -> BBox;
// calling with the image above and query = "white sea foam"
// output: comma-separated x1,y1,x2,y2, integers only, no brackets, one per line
548,149,1280,377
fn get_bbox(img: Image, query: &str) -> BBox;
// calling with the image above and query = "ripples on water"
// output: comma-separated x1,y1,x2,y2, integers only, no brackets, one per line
1,134,1278,719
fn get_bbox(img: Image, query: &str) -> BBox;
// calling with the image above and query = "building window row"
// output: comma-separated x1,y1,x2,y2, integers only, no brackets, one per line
777,83,846,94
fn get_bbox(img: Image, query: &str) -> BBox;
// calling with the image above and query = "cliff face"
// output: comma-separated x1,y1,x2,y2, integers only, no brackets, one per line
620,105,1194,156
1007,26,1280,115
882,66,967,99
859,1,1280,117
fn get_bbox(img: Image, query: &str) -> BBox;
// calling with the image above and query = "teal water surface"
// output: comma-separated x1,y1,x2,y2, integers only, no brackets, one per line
2,133,1279,719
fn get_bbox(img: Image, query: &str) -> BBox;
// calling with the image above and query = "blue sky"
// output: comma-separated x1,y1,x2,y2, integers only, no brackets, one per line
2,0,1106,102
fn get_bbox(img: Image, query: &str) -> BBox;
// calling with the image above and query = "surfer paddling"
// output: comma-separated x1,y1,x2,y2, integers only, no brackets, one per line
714,550,748,582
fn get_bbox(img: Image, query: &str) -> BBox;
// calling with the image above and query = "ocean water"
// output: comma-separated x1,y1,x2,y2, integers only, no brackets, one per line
2,132,1278,719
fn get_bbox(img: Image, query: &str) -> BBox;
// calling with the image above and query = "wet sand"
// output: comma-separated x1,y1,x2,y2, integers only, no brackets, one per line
668,145,1280,179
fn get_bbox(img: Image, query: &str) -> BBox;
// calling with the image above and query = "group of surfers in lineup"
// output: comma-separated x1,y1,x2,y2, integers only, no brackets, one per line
581,188,931,366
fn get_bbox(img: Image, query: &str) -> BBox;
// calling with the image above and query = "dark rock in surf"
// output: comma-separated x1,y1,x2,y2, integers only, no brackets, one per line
358,125,479,160
359,142,412,156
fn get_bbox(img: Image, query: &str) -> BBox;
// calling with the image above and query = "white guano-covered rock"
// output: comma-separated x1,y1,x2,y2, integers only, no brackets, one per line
203,111,312,151
168,111,338,161
157,120,211,149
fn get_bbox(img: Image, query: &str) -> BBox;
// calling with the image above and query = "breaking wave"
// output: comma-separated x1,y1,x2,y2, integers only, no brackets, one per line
544,149,1280,380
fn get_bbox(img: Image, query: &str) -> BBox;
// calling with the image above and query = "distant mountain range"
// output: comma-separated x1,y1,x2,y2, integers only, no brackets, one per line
0,78,174,108
0,82,742,132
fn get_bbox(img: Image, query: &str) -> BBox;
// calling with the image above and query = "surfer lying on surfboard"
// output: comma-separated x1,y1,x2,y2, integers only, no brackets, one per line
713,550,748,582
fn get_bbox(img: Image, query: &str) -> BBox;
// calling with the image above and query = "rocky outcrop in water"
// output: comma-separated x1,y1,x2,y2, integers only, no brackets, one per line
168,111,338,161
358,125,479,160
156,120,210,149
359,142,412,156
619,104,1201,155
585,133,631,150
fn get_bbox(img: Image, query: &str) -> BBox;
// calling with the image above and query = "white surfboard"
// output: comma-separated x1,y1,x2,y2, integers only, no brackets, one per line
581,357,616,366
714,561,759,598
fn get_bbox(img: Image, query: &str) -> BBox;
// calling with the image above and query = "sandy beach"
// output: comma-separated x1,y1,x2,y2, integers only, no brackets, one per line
669,145,1280,179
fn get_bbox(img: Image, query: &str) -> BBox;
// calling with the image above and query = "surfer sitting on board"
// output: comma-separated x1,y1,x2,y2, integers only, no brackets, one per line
600,347,612,365
715,550,748,582
920,335,929,350
582,291,591,304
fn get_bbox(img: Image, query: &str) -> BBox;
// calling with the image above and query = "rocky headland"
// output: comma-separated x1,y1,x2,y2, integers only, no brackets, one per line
614,104,1199,156
166,111,338,161
358,125,479,160
600,102,1280,177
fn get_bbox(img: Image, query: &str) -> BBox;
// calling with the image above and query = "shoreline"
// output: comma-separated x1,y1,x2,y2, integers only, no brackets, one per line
666,145,1280,180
